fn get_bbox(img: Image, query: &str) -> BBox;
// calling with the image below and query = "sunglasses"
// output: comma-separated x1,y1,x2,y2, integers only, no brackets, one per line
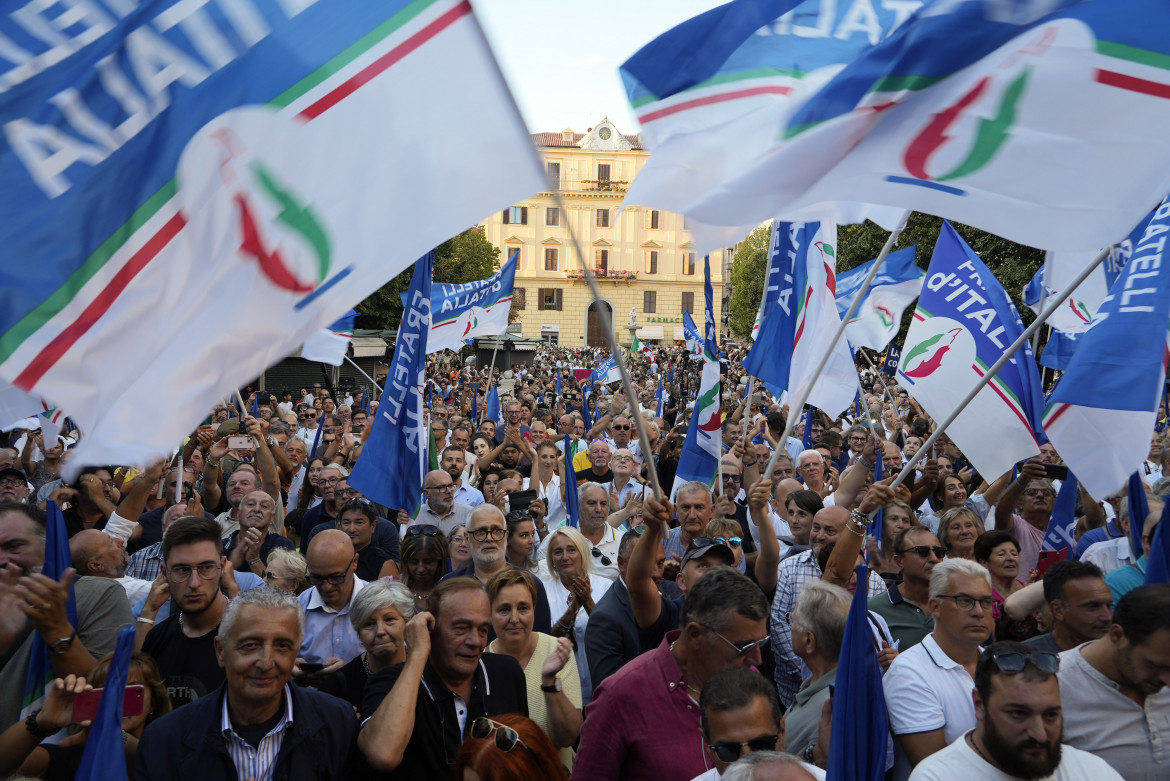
710,535,742,549
612,424,631,430
687,537,735,552
991,649,1060,675
708,734,780,763
703,625,771,659
470,717,529,754
898,545,947,559
406,524,441,538
506,509,533,522
591,547,612,566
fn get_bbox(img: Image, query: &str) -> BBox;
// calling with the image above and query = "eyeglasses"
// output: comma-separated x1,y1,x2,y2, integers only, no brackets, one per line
470,717,529,754
898,545,947,559
425,483,456,493
708,734,780,763
320,476,342,485
0,478,25,488
166,562,221,582
703,625,770,659
611,455,633,462
591,547,612,566
991,649,1060,675
468,527,507,542
406,524,441,537
307,570,350,586
936,593,995,612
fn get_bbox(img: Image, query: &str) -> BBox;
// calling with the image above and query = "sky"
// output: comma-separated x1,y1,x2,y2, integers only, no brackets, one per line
474,0,722,136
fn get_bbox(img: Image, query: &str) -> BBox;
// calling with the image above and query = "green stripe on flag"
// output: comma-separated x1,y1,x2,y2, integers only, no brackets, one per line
1097,40,1170,72
634,67,806,111
869,73,945,94
975,357,1024,409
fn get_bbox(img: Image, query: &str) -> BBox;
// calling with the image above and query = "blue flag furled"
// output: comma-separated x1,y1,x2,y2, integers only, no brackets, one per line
250,394,259,417
1046,198,1170,499
1128,472,1150,559
308,420,324,461
580,386,594,433
22,501,77,718
672,257,722,496
667,365,674,385
1043,473,1080,555
869,443,884,545
350,252,433,516
836,245,924,351
656,376,665,419
827,564,888,781
556,372,562,398
361,392,370,414
899,222,1048,482
75,625,135,781
682,310,703,355
485,385,502,426
591,355,621,384
564,434,581,529
1145,500,1170,585
801,407,814,452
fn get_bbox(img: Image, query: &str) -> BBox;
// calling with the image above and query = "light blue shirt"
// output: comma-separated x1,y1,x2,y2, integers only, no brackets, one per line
221,684,293,781
297,576,367,664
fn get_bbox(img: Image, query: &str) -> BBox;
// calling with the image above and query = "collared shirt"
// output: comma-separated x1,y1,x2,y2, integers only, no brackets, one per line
1058,642,1170,781
126,540,164,581
573,630,714,781
297,576,367,664
883,633,977,781
1081,536,1134,576
770,549,884,706
453,481,485,507
411,501,473,536
221,685,294,781
1105,555,1147,604
868,582,934,651
786,667,837,757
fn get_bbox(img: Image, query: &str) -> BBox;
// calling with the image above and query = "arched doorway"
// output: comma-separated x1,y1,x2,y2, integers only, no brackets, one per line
586,300,613,348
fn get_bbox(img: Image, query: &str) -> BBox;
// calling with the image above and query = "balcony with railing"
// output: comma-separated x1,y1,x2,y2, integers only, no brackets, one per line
565,268,638,283
543,178,630,194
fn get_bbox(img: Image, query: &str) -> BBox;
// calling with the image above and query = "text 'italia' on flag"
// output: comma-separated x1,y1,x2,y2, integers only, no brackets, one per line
405,249,519,354
0,0,545,473
899,222,1047,482
694,0,1170,253
742,220,856,417
836,244,923,351
1045,197,1170,500
350,252,434,517
619,0,911,254
591,356,621,385
672,257,722,497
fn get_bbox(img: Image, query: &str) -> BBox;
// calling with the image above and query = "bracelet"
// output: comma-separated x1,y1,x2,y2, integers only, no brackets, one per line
26,710,60,739
742,459,758,467
844,522,867,538
206,458,220,469
248,558,263,567
857,456,874,470
135,616,155,625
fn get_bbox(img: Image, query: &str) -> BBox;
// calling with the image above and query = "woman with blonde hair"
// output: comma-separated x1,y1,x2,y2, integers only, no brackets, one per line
938,506,985,560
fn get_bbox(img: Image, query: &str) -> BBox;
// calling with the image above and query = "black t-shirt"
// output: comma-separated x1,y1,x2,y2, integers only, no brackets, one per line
355,545,391,581
575,466,614,484
359,655,527,780
319,654,368,716
141,612,224,709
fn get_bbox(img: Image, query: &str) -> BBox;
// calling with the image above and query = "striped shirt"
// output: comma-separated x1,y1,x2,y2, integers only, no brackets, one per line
126,541,164,581
221,685,294,781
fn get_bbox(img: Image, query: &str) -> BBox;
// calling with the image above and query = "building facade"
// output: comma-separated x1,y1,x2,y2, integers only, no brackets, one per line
476,118,728,349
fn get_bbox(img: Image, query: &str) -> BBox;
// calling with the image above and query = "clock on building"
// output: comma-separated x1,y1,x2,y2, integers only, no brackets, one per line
598,126,612,140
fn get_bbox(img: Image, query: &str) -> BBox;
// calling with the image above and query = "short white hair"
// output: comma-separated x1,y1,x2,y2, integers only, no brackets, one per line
797,449,821,466
929,558,992,601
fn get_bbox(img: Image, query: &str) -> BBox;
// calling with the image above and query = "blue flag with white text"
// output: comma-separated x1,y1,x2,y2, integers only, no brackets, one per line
672,258,722,496
1043,473,1079,554
591,356,621,384
350,252,433,516
836,245,923,350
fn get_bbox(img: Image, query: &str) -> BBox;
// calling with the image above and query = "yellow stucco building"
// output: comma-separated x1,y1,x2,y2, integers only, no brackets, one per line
477,118,729,349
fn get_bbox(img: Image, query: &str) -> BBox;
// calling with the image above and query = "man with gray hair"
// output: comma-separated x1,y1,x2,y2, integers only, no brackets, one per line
784,582,852,762
723,753,818,781
135,586,357,779
883,558,995,781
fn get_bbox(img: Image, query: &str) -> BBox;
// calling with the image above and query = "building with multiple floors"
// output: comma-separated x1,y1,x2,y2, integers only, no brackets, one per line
476,118,730,349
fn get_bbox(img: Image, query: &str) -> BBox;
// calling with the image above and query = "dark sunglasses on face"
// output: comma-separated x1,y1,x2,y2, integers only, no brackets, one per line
898,545,947,559
612,424,631,430
708,734,780,763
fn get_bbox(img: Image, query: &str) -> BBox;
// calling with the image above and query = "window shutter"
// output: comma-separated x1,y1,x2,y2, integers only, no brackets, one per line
521,206,528,224
502,209,509,224
537,288,545,310
555,289,563,311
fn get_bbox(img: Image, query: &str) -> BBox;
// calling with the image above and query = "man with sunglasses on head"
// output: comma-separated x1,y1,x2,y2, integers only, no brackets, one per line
693,668,825,780
574,566,769,781
869,527,944,651
295,529,366,685
1056,583,1170,780
884,558,995,780
910,642,1121,781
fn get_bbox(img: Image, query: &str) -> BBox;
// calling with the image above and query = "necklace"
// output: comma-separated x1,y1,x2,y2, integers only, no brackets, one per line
361,652,372,676
967,732,994,766
670,641,702,700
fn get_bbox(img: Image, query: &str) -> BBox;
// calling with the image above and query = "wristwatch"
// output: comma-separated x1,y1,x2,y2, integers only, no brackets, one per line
48,630,76,655
540,679,562,693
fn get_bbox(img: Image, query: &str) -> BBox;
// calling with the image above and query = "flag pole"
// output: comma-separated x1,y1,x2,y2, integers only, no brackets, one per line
740,376,756,445
343,354,383,396
857,349,903,424
762,212,910,480
887,245,1111,491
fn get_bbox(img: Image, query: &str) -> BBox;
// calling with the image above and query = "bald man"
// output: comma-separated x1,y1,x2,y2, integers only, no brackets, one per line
296,529,366,682
70,528,150,605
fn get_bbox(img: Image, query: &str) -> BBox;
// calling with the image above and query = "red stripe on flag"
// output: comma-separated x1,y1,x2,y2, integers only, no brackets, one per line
299,1,473,121
1045,403,1072,426
14,213,188,391
637,85,793,124
971,363,1039,442
1094,68,1170,100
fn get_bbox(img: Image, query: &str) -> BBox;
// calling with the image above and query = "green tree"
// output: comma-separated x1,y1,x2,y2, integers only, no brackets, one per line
355,227,501,330
727,226,773,337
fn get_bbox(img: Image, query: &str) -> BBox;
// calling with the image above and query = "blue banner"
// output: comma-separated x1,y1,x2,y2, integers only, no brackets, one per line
742,222,810,395
882,343,901,376
350,252,433,515
591,355,619,384
834,245,921,318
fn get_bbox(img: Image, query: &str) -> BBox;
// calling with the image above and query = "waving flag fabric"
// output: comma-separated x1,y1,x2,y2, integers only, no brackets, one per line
76,626,135,781
836,245,923,350
0,0,545,474
350,252,433,516
682,311,703,355
22,501,77,719
743,221,856,416
1127,472,1150,559
619,0,913,253
684,0,1170,252
300,309,358,366
656,376,665,419
1045,199,1170,500
899,222,1047,481
564,434,581,529
1043,472,1079,554
591,356,621,385
1145,500,1170,585
672,258,722,497
485,385,503,426
413,250,518,354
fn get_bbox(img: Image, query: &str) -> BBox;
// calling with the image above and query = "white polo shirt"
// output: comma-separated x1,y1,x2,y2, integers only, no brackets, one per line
883,633,977,781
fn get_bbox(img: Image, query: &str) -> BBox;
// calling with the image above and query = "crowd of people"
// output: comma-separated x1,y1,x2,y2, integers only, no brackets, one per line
0,340,1167,780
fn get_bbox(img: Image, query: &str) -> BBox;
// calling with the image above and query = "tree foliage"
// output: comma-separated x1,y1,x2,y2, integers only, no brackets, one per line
727,214,1045,341
355,227,501,330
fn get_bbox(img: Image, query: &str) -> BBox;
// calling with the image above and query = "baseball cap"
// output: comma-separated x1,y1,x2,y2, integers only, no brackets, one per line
681,538,735,569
